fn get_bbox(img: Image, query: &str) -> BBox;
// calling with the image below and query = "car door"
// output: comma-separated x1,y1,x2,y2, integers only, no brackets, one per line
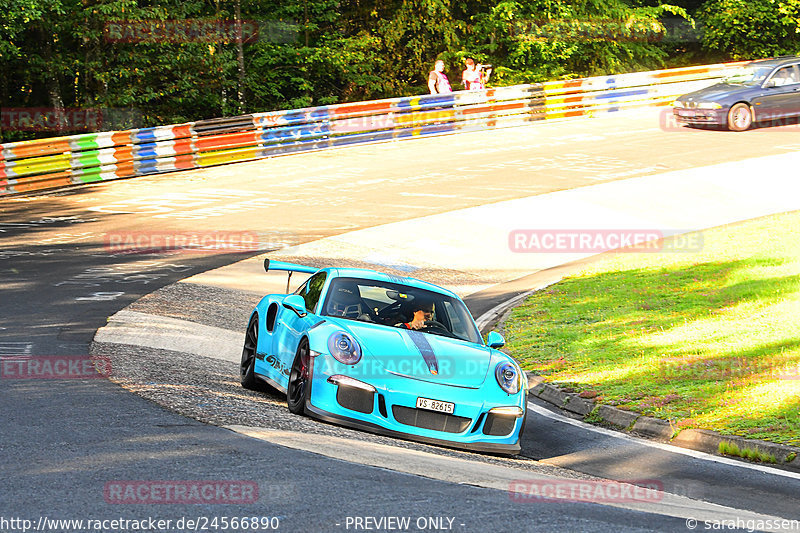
269,271,328,386
753,65,800,121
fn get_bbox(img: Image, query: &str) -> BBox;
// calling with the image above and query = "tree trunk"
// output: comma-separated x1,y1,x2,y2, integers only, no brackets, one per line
234,0,246,113
39,27,66,134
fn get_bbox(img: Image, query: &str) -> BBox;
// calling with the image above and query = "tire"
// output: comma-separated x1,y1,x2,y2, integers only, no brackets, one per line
241,315,264,391
287,338,310,415
727,103,753,132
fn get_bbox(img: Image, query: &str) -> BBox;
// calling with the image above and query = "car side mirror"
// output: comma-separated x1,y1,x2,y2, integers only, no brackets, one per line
282,294,307,318
764,80,777,88
487,331,505,348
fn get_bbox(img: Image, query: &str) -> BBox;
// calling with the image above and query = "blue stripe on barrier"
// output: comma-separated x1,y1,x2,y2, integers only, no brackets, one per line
330,130,394,147
309,108,330,121
260,139,328,157
396,94,456,110
280,111,309,125
136,158,159,174
261,124,329,144
133,128,158,143
594,88,650,100
394,122,457,139
134,143,158,160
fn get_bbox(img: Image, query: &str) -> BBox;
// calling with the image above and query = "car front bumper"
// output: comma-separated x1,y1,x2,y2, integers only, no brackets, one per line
673,107,726,125
304,358,525,454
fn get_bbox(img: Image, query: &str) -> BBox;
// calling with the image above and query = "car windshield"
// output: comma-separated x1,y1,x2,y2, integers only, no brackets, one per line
321,277,482,344
722,66,774,85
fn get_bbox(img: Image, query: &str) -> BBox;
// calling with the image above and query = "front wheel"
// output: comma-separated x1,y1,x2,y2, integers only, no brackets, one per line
727,103,752,132
287,338,310,415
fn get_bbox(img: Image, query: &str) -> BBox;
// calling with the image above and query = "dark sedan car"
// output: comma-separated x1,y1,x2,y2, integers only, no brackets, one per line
673,57,800,131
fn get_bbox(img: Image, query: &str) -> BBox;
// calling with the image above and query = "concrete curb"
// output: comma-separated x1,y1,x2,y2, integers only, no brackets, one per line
525,372,800,472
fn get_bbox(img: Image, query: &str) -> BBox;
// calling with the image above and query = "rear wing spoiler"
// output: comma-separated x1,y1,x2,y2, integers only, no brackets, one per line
264,259,320,293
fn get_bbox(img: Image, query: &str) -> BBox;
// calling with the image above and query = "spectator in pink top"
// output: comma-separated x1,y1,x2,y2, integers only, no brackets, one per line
428,60,452,94
462,57,492,90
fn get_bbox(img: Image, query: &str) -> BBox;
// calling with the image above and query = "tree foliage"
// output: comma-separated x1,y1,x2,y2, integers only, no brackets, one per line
698,0,800,59
0,0,794,141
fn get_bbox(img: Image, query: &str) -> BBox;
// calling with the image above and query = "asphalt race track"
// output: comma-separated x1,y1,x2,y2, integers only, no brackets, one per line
3,108,800,532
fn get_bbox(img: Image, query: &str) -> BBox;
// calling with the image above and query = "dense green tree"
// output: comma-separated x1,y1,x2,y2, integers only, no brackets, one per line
0,0,788,142
697,0,800,59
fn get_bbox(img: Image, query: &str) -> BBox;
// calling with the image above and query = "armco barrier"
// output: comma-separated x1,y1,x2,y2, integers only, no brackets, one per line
0,60,748,197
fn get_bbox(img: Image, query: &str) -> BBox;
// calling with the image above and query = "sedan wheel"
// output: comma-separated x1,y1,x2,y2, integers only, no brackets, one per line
727,103,753,132
287,339,310,415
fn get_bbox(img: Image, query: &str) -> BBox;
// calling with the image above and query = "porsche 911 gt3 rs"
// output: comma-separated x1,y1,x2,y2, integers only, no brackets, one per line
240,260,527,454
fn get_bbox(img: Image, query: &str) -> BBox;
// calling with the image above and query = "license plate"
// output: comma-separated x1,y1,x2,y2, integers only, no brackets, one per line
416,397,455,414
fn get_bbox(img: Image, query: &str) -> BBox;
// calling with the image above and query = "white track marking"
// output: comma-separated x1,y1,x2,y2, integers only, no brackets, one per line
228,425,794,530
95,310,241,363
527,402,800,481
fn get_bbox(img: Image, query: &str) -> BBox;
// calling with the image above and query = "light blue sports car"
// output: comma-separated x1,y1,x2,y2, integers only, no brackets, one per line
240,260,527,454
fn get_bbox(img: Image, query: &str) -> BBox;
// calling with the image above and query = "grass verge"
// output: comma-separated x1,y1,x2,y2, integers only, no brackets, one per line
504,211,800,446
718,441,777,464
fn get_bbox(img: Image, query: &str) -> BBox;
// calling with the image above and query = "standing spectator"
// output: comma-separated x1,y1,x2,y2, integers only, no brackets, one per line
462,57,492,90
428,60,452,94
462,58,482,90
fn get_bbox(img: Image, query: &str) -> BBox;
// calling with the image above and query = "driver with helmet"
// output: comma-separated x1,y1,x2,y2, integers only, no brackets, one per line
397,298,434,330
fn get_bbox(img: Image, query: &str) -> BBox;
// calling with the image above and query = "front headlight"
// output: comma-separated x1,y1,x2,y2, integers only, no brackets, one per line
327,332,362,365
495,362,521,394
696,102,722,109
671,100,684,108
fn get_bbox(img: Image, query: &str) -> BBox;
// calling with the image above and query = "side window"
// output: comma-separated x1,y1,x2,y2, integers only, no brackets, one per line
769,66,799,86
303,272,327,313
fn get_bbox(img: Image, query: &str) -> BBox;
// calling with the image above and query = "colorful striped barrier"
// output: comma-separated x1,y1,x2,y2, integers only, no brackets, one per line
0,60,749,197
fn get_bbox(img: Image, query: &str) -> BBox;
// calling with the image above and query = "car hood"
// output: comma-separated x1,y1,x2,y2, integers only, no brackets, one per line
679,83,752,103
329,319,492,388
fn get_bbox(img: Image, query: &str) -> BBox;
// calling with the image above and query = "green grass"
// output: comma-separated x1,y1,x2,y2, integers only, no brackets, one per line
504,211,800,446
718,441,777,464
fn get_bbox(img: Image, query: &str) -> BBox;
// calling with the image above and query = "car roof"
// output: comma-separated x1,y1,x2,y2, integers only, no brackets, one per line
324,267,460,299
748,56,800,69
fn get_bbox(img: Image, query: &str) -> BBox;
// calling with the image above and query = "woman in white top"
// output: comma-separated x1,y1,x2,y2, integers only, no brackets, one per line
462,57,491,90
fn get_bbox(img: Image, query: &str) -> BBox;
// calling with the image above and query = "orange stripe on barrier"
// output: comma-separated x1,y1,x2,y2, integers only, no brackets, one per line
172,138,195,156
112,131,132,146
653,66,712,79
462,102,527,115
172,124,193,139
13,171,73,193
113,144,134,165
10,138,71,160
174,153,196,170
331,101,393,118
115,160,136,178
194,131,260,152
